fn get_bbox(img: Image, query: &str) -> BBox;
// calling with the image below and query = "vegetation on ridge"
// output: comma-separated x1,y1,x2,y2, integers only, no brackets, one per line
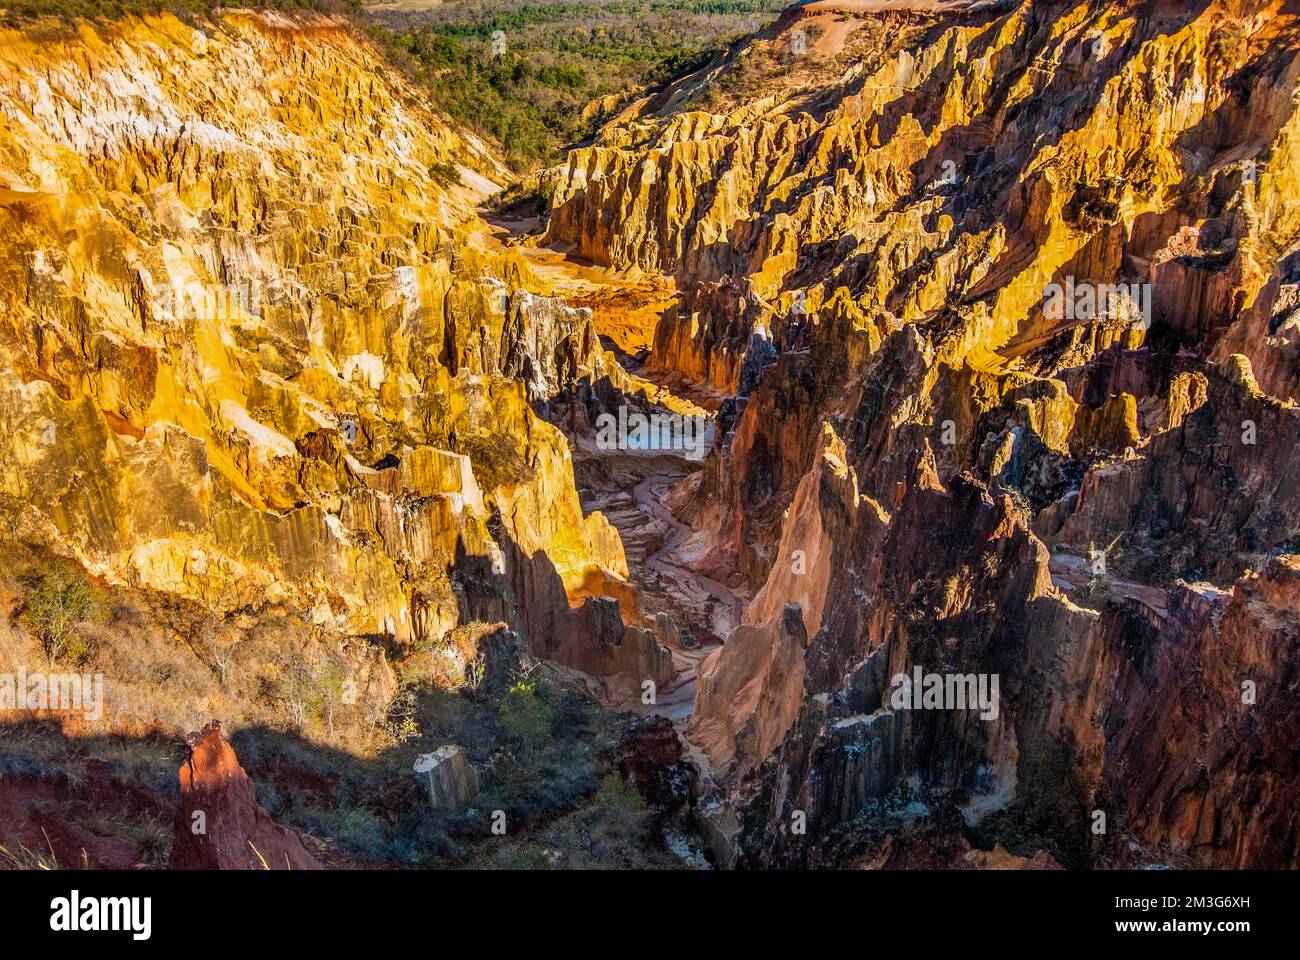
366,0,786,170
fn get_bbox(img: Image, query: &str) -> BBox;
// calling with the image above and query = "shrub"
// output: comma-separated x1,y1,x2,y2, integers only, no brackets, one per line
456,433,534,490
428,160,462,187
498,678,553,756
312,806,390,860
478,773,668,869
384,688,421,744
0,492,26,540
17,562,110,666
275,648,350,735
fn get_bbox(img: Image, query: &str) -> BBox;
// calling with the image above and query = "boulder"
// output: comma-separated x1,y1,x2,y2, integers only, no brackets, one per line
412,745,480,814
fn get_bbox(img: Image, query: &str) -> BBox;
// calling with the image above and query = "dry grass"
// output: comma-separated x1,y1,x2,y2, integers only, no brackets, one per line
1,537,397,757
0,841,59,870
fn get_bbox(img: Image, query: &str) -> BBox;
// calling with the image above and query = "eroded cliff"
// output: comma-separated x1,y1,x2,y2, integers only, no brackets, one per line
540,0,1300,868
0,9,670,708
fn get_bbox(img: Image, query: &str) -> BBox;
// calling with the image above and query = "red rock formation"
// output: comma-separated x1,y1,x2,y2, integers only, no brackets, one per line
1091,557,1300,868
169,721,323,870
614,715,699,815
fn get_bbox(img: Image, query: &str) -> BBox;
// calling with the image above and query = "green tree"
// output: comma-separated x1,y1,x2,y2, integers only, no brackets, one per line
19,562,110,666
498,678,554,756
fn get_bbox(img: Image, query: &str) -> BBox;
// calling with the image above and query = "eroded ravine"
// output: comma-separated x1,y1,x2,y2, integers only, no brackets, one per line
480,207,749,738
511,0,1300,870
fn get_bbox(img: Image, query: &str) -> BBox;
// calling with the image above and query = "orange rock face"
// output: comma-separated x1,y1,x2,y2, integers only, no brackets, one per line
0,9,671,705
170,721,322,870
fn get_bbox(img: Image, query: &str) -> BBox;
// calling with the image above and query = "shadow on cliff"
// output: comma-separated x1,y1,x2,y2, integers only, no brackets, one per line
449,508,653,701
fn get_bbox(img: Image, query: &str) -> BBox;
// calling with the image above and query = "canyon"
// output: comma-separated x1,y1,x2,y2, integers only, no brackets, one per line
1,0,1299,872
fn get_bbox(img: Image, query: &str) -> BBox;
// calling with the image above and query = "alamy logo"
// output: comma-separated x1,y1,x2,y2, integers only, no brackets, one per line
1043,276,1151,328
159,280,261,322
594,406,710,460
0,668,103,721
50,891,151,940
890,667,999,721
